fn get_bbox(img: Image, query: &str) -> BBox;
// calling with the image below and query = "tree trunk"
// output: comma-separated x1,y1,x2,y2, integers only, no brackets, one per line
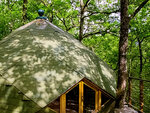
116,0,148,109
23,0,28,22
137,37,144,112
79,0,91,41
79,0,84,42
115,0,129,108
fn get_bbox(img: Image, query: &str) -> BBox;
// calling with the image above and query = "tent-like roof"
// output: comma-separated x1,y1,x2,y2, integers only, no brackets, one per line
0,19,116,109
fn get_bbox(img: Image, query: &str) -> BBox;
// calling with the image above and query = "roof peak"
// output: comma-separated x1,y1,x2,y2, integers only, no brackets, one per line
36,9,48,20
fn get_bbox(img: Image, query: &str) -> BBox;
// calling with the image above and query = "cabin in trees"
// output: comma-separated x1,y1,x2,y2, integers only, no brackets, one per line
0,19,116,113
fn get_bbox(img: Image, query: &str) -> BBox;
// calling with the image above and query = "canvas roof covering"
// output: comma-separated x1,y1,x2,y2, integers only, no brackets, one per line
0,19,116,110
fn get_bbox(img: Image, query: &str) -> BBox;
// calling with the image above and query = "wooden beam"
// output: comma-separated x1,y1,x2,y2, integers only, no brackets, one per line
98,91,101,110
95,90,101,112
79,81,84,113
65,83,79,94
60,94,66,113
82,78,114,99
83,78,99,90
95,90,98,111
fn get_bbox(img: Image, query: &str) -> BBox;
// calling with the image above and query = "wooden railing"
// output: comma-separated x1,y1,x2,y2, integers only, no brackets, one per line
127,77,150,113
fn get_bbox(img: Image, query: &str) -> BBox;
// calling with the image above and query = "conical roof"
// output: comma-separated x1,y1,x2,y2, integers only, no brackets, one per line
0,19,116,108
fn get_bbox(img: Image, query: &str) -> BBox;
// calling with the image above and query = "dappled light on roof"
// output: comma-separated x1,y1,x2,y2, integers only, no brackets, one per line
0,19,116,110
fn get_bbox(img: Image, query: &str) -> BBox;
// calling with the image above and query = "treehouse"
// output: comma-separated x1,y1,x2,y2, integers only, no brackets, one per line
0,18,116,113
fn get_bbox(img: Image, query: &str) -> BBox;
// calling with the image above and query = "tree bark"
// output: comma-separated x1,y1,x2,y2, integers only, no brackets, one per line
79,0,91,41
115,0,129,108
116,0,149,108
79,0,85,42
23,0,28,22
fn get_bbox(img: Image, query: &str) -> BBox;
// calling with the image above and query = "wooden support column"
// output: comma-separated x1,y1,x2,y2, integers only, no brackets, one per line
95,90,98,111
79,81,84,113
95,90,101,112
98,91,101,110
60,94,66,113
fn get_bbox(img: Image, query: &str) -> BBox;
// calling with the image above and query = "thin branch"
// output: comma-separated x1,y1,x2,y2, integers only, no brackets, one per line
55,14,68,30
83,31,101,38
109,32,120,37
83,29,119,38
129,0,149,20
140,35,150,43
70,16,77,26
83,9,120,18
129,76,150,82
66,25,76,31
83,0,91,10
56,13,77,31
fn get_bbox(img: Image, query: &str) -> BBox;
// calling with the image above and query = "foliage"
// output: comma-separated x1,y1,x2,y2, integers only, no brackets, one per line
82,34,119,70
128,3,150,111
0,0,150,112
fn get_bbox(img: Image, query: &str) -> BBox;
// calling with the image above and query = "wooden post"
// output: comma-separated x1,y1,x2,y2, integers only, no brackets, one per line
95,90,98,111
79,81,84,113
60,94,66,113
128,77,132,105
95,90,101,112
98,91,101,110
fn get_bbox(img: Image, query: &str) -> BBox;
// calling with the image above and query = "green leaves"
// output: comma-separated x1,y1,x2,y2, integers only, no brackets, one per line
83,34,119,70
0,0,149,112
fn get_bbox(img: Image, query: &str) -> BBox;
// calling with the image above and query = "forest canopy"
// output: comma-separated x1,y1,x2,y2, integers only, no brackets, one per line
0,0,150,112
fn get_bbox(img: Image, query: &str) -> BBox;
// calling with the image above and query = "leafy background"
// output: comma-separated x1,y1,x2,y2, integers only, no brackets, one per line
0,0,150,112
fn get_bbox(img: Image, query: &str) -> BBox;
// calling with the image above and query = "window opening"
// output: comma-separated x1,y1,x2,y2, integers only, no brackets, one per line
66,85,79,113
84,84,95,113
47,80,110,113
101,93,110,105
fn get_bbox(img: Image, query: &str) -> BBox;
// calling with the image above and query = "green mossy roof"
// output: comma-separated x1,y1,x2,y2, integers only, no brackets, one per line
0,76,55,113
0,19,116,109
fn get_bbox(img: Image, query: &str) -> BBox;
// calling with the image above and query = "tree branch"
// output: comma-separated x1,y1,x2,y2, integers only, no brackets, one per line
83,29,119,38
56,13,77,31
83,0,91,10
83,31,102,38
129,0,149,20
83,9,120,18
55,14,68,30
140,35,150,43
